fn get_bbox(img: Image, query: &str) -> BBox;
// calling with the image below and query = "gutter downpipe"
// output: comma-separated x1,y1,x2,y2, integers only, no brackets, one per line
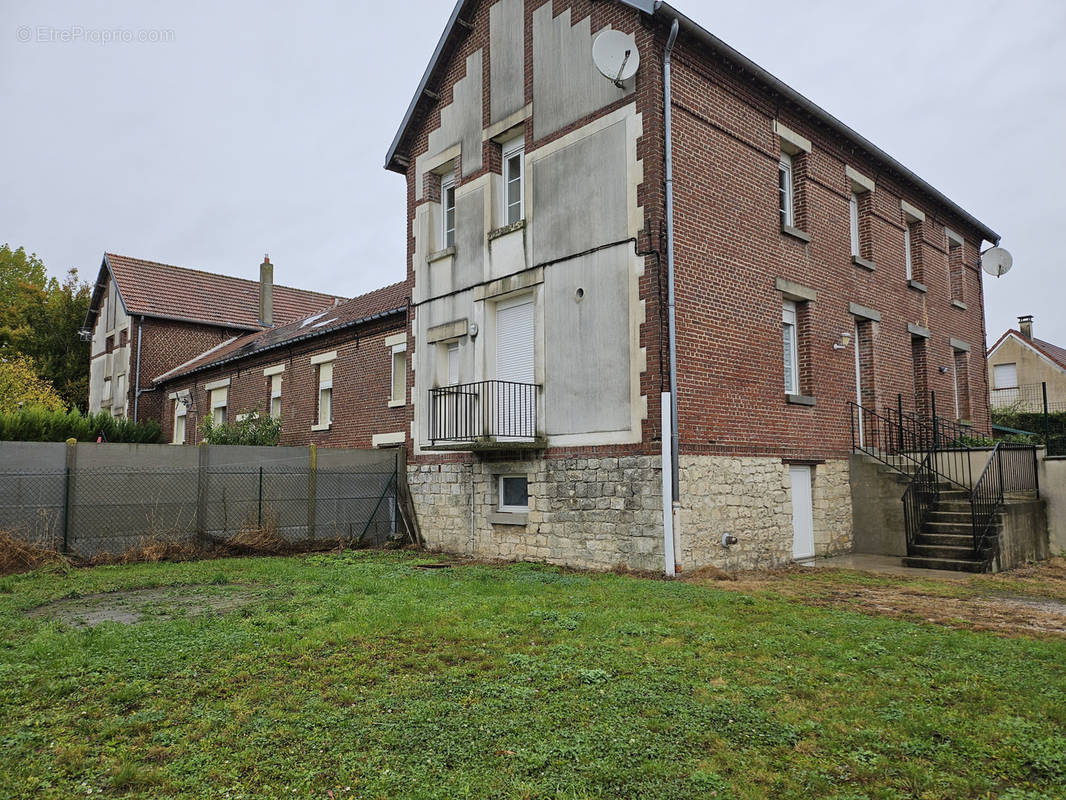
661,16,680,577
133,316,144,422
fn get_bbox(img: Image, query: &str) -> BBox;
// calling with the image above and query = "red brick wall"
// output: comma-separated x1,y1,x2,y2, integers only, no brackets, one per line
666,35,991,459
157,313,409,449
394,1,992,465
128,318,248,425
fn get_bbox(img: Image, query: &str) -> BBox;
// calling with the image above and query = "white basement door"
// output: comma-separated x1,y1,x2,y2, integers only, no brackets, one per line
495,297,534,438
790,465,814,561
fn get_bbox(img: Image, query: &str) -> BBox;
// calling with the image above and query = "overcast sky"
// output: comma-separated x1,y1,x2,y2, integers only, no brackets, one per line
2,1,1064,348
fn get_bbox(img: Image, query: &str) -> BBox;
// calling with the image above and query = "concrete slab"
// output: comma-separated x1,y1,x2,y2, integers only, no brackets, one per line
799,553,972,581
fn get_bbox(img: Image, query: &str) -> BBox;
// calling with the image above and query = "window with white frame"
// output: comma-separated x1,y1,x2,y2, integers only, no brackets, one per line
270,374,282,419
210,386,228,426
317,361,333,429
779,153,794,228
782,301,800,395
903,224,913,280
993,362,1017,390
441,172,456,249
502,137,524,225
498,474,529,513
173,398,187,444
390,343,407,406
849,192,861,258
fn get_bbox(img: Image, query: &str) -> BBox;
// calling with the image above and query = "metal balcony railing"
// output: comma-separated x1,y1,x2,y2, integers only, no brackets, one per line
429,380,539,444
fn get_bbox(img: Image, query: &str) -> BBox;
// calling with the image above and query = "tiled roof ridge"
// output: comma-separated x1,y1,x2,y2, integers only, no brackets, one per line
105,252,346,300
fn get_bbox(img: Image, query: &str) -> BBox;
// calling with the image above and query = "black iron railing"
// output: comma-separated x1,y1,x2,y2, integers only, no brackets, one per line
902,454,939,553
970,443,1041,564
429,380,539,443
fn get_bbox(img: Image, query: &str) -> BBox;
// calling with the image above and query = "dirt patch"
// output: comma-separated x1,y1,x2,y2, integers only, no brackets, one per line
686,558,1066,639
27,584,268,629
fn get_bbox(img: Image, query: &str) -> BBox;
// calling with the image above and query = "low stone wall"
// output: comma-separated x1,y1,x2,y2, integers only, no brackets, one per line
408,453,852,573
677,456,851,570
992,498,1049,572
407,455,664,572
849,454,909,556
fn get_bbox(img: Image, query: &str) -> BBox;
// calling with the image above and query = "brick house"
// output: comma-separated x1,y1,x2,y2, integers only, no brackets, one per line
987,316,1066,411
384,0,1001,573
84,253,346,425
153,281,410,449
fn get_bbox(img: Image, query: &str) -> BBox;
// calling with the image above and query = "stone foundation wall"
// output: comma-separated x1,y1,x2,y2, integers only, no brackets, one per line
676,456,851,571
407,454,852,573
406,455,664,572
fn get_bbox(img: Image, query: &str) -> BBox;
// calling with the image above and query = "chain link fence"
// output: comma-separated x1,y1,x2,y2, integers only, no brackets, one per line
0,454,398,560
990,382,1066,457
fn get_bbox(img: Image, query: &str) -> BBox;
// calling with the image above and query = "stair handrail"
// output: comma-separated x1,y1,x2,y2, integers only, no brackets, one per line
849,401,969,490
969,442,1004,564
902,450,939,554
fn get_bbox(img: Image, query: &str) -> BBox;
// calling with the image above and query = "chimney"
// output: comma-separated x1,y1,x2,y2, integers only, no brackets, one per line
1018,315,1033,340
259,254,273,326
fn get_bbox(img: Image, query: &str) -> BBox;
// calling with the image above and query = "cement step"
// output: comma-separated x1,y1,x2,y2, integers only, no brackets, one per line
902,555,986,573
909,543,980,560
915,532,974,547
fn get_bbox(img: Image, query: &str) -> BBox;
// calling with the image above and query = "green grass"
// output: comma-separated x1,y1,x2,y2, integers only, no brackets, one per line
1,552,1064,799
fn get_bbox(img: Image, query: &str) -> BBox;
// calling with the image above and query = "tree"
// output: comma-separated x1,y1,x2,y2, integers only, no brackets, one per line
17,269,91,410
0,355,66,413
0,245,91,411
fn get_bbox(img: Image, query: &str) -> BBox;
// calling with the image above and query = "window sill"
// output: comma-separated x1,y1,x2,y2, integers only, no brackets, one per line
488,512,528,526
427,245,456,264
907,279,928,293
781,225,811,243
311,422,332,432
851,255,876,272
785,393,816,407
951,299,968,310
388,399,405,408
488,219,525,241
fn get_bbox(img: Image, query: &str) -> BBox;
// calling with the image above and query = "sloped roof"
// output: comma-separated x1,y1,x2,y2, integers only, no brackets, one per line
988,329,1066,373
385,0,998,243
154,281,408,384
87,253,347,331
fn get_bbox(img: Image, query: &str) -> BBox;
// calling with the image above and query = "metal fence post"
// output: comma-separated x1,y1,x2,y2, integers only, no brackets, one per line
897,393,904,452
63,438,76,555
196,443,208,541
257,466,263,529
1043,382,1050,450
930,391,938,449
307,444,317,540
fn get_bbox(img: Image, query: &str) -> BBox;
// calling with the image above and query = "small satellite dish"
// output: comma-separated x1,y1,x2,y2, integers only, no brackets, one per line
981,246,1013,278
592,30,640,87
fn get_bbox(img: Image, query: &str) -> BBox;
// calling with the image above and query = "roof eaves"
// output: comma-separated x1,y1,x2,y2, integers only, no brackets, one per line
154,305,407,384
654,2,1000,243
385,0,476,173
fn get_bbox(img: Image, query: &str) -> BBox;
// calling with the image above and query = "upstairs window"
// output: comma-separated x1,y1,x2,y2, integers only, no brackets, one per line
441,172,456,249
947,228,965,304
902,201,926,284
849,193,860,258
779,153,794,229
390,344,407,406
904,225,914,280
782,301,800,395
993,362,1017,390
502,137,525,225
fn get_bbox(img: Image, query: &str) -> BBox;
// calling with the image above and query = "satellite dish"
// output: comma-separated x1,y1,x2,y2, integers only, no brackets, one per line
592,30,640,86
981,247,1013,278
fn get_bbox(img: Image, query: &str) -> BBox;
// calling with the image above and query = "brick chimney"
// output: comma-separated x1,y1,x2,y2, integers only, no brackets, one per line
1018,314,1033,340
259,254,273,327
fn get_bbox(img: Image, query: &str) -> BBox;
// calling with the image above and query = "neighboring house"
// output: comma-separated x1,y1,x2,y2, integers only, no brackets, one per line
987,316,1066,411
384,0,998,573
153,282,410,449
84,253,346,425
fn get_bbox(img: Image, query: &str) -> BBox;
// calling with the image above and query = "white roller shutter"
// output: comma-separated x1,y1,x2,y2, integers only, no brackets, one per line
496,297,534,384
993,363,1017,389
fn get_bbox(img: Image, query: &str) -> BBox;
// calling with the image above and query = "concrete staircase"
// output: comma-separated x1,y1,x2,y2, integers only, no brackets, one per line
901,487,989,573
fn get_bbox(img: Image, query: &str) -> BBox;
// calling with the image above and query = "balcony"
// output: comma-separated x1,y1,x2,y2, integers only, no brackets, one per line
428,380,544,451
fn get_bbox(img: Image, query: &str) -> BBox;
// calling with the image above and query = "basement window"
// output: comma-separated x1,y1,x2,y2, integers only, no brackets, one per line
498,475,529,514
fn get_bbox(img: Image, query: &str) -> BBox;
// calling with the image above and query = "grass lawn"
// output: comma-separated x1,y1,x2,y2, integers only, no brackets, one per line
1,552,1064,799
